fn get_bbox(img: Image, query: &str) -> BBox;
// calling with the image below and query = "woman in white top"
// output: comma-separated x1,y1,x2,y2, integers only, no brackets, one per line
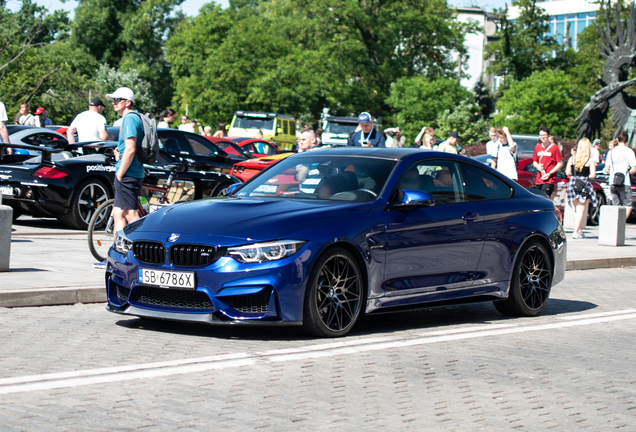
565,138,597,239
157,109,176,128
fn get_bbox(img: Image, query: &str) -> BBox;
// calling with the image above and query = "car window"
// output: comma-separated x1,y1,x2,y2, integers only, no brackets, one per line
160,133,193,155
458,163,513,201
22,133,43,146
254,142,276,155
39,133,67,147
235,155,396,202
289,121,296,136
397,161,466,205
187,135,221,156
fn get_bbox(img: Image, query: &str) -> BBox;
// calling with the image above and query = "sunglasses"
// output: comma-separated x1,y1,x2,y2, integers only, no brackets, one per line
112,98,127,104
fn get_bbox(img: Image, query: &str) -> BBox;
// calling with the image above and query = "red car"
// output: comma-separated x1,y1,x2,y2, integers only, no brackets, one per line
230,137,279,158
230,153,294,182
477,155,607,225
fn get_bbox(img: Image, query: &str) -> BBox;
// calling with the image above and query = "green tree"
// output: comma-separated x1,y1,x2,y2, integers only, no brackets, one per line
92,64,153,125
71,0,185,113
0,0,80,120
386,76,472,143
473,79,495,120
166,0,474,126
436,100,490,146
485,0,559,81
493,70,585,138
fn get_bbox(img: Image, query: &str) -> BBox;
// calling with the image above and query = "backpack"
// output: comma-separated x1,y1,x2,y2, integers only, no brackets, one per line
121,111,159,165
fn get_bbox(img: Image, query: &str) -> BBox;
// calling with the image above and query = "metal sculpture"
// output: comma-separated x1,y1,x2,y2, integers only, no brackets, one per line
576,1,636,147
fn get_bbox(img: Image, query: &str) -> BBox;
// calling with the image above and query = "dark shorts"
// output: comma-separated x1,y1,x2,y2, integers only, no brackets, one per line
114,176,144,210
538,183,555,197
611,184,634,206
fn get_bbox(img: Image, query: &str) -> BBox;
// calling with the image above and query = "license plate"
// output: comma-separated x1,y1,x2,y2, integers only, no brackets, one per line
138,268,196,289
0,186,11,196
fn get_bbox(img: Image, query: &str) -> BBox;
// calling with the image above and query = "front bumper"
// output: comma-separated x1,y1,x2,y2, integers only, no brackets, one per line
105,241,314,325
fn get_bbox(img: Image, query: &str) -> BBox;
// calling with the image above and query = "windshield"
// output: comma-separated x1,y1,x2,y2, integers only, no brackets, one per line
515,138,540,156
233,154,397,202
233,116,274,131
324,122,358,135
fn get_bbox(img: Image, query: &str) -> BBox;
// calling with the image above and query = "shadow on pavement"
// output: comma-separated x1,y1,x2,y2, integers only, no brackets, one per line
113,297,597,341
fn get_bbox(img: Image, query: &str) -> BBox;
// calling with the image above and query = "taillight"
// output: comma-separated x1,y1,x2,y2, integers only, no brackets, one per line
33,166,69,179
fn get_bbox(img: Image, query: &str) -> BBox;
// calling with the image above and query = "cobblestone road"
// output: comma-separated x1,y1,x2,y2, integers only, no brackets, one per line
1,268,635,431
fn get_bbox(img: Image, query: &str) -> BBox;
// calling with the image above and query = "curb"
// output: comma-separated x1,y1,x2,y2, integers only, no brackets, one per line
0,287,105,308
2,258,636,308
566,257,636,271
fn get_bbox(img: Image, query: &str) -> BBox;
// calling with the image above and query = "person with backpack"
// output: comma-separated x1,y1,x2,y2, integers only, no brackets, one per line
604,130,636,219
491,126,518,180
106,87,146,239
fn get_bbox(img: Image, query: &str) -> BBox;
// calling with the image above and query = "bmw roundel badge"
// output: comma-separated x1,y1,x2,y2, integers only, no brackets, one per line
168,233,180,243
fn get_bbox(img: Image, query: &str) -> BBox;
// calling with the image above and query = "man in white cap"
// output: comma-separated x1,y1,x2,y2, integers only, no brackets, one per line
106,87,145,239
67,98,113,144
347,112,385,147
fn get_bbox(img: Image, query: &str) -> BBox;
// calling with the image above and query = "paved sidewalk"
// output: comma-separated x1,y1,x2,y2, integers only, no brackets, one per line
1,217,636,308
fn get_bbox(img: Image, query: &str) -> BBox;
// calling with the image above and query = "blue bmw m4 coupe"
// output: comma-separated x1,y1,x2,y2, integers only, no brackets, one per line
106,148,566,337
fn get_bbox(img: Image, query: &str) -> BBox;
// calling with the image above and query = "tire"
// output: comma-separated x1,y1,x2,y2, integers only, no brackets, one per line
11,206,22,222
302,247,364,338
494,239,553,317
87,199,115,262
587,193,605,226
59,179,111,230
213,182,233,197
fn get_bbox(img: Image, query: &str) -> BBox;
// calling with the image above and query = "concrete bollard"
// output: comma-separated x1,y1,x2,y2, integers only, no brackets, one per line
0,200,12,272
598,205,627,246
563,201,588,230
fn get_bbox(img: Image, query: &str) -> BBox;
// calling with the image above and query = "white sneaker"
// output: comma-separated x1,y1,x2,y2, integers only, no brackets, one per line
572,232,584,239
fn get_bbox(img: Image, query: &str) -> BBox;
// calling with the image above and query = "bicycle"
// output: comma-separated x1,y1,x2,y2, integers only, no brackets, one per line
87,164,184,262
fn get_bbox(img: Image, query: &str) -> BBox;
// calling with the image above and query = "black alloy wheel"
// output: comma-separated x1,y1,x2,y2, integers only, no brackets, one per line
494,240,552,317
59,179,111,230
302,248,363,337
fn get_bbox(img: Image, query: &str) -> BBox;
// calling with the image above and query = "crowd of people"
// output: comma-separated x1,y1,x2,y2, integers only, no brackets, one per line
1,98,635,232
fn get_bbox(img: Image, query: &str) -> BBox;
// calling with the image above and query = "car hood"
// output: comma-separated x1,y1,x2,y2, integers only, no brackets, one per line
137,198,372,242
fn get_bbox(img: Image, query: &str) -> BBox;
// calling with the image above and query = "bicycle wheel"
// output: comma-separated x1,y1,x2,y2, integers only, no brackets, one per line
87,199,115,262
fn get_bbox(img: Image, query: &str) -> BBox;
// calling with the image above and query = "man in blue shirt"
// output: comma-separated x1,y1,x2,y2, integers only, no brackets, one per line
347,112,385,147
106,87,145,237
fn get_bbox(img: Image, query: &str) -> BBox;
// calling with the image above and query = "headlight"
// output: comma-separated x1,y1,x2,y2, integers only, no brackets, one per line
114,230,133,255
227,240,305,263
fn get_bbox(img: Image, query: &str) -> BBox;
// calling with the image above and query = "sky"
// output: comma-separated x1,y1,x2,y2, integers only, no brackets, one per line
7,0,511,18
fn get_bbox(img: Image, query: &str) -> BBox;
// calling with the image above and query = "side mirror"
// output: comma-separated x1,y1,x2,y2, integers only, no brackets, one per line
164,163,186,173
227,183,242,195
394,189,435,208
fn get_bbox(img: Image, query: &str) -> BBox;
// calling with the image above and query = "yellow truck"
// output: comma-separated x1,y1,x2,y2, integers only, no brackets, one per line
229,111,297,151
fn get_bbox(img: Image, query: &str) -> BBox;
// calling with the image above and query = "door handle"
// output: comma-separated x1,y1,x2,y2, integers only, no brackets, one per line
462,212,479,222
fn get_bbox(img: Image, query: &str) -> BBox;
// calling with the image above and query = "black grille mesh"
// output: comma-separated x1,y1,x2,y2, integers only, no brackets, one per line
133,242,165,264
170,244,218,267
224,288,272,314
116,284,131,302
134,286,214,310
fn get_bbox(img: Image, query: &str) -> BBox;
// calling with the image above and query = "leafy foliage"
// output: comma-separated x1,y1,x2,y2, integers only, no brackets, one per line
493,70,585,138
485,0,559,81
386,76,472,143
71,0,185,113
166,0,475,127
436,99,491,146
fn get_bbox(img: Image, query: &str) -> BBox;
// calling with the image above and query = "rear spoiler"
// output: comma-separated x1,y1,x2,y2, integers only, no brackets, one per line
0,143,64,164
